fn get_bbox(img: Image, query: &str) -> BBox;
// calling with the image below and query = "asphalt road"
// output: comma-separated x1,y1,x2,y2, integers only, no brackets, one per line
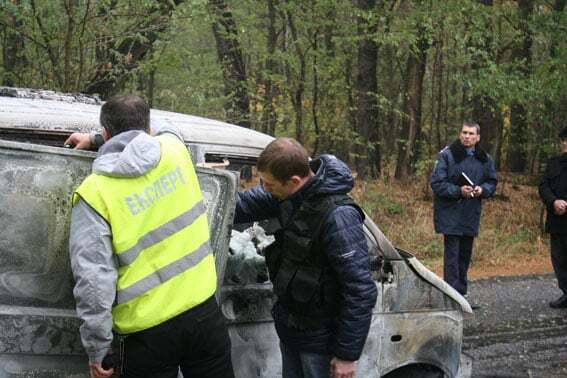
463,274,567,378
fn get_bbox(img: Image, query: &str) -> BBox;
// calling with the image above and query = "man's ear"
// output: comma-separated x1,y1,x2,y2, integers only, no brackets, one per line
289,175,303,186
102,128,111,141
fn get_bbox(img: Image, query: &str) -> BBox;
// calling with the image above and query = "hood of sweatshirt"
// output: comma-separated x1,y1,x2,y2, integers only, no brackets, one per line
92,130,161,177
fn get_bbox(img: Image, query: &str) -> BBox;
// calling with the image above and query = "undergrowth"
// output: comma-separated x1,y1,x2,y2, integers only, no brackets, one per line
240,169,551,278
351,173,550,276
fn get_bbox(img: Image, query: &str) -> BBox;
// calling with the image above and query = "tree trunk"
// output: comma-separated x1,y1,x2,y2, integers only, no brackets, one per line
433,31,444,153
85,0,185,100
542,0,566,163
383,43,398,168
62,0,76,91
261,0,278,135
311,25,321,155
354,0,380,179
284,9,306,143
507,0,533,172
2,0,26,87
395,25,429,179
473,95,502,163
75,0,92,89
471,0,502,166
208,0,251,128
550,0,566,59
343,57,357,163
31,0,64,88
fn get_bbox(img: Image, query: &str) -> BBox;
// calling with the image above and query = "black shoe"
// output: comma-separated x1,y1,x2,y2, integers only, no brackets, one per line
464,295,481,310
469,302,481,310
549,294,567,309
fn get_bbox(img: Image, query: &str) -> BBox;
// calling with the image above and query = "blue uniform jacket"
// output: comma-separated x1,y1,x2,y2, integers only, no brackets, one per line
235,154,377,361
430,141,498,236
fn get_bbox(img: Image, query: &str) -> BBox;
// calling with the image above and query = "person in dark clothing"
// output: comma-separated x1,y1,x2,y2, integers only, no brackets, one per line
538,126,567,309
235,138,377,378
430,122,498,301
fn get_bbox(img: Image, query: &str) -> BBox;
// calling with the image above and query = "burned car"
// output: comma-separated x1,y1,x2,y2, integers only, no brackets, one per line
0,88,471,377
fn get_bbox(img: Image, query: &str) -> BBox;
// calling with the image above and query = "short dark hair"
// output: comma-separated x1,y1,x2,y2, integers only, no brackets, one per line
462,121,480,135
559,127,567,140
100,95,150,137
257,137,310,182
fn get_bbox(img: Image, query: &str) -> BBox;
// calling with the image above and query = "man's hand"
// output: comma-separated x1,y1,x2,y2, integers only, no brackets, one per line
472,186,483,198
553,199,567,216
89,363,113,378
330,357,355,378
461,185,474,198
64,132,92,150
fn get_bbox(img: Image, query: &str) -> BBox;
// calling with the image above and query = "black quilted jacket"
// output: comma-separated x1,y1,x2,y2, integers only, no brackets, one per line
235,154,378,361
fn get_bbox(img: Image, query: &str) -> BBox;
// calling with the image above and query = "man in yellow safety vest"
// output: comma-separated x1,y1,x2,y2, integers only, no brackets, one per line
67,95,233,378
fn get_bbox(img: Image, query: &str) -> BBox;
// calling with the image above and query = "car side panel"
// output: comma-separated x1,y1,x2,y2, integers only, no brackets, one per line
0,141,236,376
378,310,463,377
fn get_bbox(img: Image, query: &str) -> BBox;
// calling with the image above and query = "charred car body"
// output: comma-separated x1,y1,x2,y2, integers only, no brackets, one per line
0,88,471,377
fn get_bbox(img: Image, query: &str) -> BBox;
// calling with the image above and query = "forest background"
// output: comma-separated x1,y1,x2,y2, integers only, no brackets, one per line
1,0,565,276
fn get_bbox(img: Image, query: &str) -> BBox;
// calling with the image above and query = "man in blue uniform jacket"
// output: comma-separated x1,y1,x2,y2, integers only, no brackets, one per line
235,137,377,378
430,122,498,303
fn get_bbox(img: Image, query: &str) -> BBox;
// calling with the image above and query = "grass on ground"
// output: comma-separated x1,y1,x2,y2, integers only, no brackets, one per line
351,174,553,279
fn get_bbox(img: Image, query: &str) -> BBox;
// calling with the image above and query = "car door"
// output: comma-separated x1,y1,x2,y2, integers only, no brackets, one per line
0,139,237,377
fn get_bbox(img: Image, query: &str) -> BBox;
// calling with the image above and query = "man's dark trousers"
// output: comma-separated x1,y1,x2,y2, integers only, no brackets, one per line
443,235,474,295
121,296,234,378
280,341,332,378
551,234,567,295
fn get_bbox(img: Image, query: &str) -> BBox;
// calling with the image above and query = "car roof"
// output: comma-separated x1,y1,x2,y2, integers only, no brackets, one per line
0,89,273,160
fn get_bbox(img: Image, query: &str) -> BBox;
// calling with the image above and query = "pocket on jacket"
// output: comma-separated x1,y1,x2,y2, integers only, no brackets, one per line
291,265,322,303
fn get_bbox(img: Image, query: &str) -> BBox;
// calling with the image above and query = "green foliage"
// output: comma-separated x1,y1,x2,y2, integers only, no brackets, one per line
1,0,565,173
359,187,405,217
503,225,536,247
422,238,442,259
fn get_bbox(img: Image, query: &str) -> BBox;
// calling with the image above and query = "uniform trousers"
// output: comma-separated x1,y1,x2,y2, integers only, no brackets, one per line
121,295,234,378
550,234,567,294
443,234,474,295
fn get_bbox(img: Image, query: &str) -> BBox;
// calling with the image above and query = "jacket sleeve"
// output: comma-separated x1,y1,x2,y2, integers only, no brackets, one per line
539,158,558,207
430,151,461,200
69,199,117,364
480,156,498,198
235,186,280,223
321,206,377,361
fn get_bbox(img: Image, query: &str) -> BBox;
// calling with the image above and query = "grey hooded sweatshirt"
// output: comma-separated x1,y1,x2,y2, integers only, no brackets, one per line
69,124,184,364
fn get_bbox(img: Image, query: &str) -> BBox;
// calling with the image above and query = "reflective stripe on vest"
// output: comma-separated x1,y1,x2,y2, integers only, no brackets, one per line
73,134,216,334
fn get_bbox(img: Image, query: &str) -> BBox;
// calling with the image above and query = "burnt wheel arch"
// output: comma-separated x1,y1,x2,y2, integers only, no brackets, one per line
382,363,444,378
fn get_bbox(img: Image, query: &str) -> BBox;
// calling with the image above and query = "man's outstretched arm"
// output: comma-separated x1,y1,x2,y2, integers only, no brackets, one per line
69,199,117,377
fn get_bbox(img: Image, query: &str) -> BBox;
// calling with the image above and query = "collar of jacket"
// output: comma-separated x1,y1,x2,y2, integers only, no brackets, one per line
449,140,488,164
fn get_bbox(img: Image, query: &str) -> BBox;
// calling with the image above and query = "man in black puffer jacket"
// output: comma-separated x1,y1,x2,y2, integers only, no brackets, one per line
235,138,377,378
539,126,567,309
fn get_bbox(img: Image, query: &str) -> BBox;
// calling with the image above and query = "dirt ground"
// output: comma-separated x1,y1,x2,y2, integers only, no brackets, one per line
431,253,554,279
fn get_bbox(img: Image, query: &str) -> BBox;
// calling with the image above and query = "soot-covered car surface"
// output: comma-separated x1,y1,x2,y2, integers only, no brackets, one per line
0,88,471,378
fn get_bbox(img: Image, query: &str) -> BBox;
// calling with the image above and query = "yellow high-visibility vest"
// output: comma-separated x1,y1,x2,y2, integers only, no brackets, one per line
73,134,216,334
